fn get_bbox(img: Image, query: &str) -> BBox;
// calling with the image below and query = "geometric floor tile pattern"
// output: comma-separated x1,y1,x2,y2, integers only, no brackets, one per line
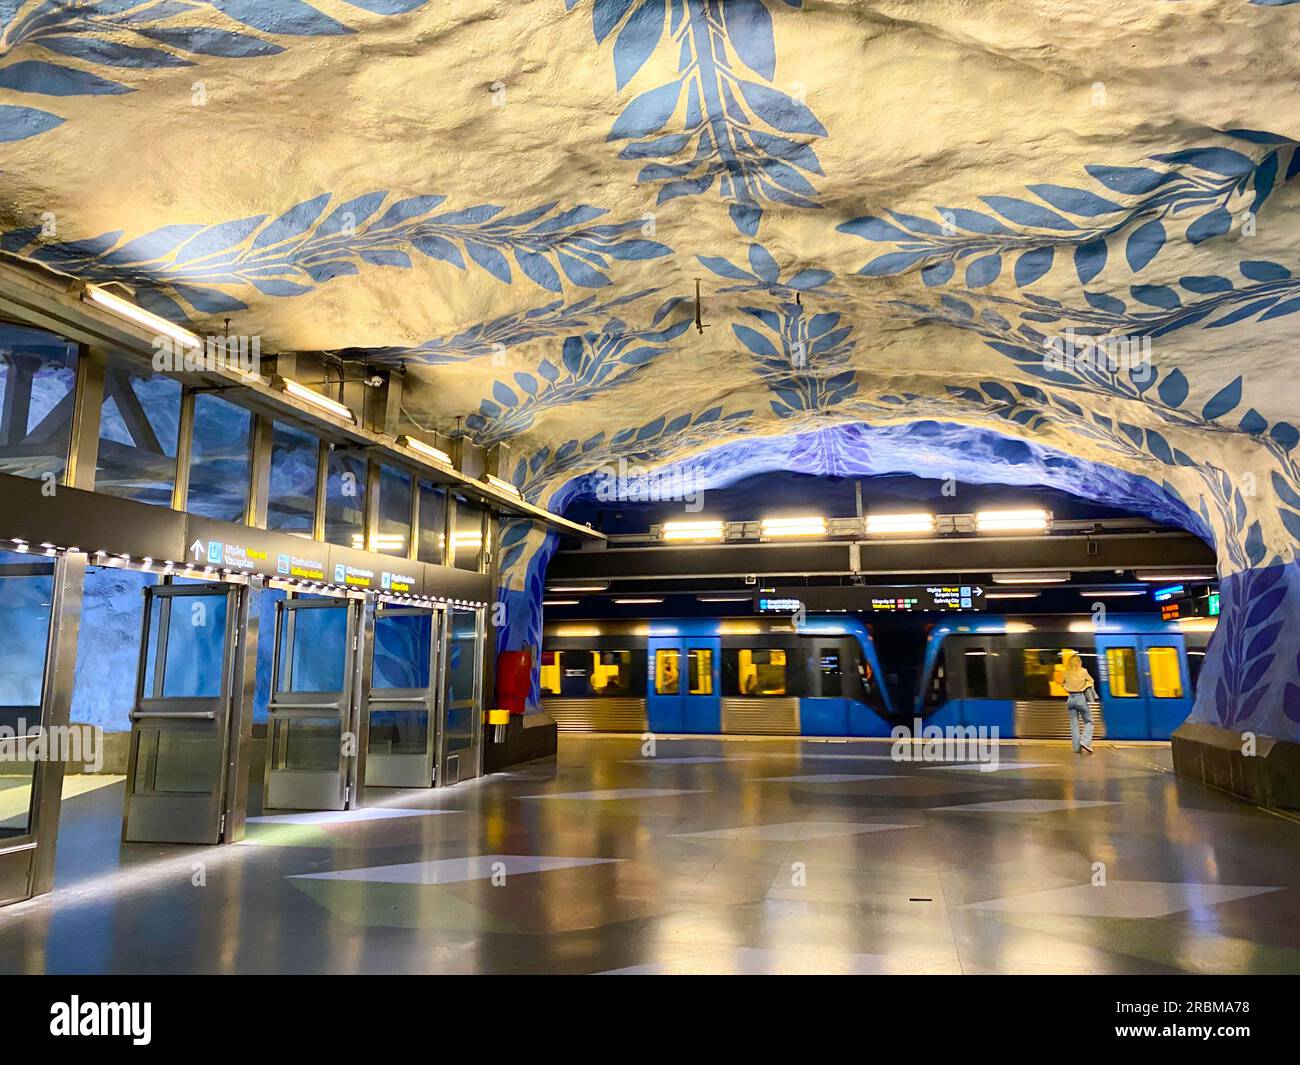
958,881,1283,919
933,798,1120,813
674,821,914,842
1,736,1296,974
291,855,620,885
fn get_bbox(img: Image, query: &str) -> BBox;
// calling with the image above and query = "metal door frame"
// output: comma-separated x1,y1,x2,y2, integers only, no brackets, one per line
364,600,444,788
436,604,484,787
264,593,369,811
122,579,250,845
0,551,86,906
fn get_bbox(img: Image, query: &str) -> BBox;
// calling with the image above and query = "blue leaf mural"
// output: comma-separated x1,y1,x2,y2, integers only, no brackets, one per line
2,195,673,322
569,0,826,235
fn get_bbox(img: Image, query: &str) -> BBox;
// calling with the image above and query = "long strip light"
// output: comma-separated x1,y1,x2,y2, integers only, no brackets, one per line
546,582,609,593
398,435,452,466
1085,589,1147,598
542,599,580,606
976,508,1050,533
484,474,521,497
84,284,201,350
865,512,935,536
1135,571,1216,582
760,515,827,538
992,571,1070,584
985,591,1039,599
614,597,663,605
697,594,752,602
274,375,356,422
661,520,725,542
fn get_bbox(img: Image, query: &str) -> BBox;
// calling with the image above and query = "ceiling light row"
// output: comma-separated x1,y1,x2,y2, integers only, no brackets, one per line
657,509,1051,542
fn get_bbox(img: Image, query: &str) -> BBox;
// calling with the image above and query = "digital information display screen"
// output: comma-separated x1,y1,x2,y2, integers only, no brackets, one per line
757,585,986,613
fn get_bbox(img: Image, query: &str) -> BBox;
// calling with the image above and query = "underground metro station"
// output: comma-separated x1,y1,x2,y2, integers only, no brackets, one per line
0,0,1298,1003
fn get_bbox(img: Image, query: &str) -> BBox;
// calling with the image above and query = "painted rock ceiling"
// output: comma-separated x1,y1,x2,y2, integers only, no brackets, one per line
1,1,1298,560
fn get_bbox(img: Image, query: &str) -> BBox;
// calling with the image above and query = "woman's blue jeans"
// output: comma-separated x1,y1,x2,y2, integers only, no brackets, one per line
1067,692,1094,751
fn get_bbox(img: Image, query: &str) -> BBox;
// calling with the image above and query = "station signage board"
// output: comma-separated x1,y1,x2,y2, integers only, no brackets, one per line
756,584,987,613
325,545,423,596
185,518,328,583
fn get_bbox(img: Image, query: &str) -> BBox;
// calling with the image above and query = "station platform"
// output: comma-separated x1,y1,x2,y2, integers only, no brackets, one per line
1,737,1297,975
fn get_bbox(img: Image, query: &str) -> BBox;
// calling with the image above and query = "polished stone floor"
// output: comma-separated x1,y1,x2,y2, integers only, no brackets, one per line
1,736,1298,974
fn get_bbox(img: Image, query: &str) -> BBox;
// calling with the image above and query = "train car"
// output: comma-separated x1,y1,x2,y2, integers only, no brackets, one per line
915,614,1215,740
540,616,895,736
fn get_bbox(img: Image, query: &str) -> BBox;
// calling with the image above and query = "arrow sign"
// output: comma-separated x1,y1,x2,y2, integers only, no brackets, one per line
190,539,205,561
973,587,984,597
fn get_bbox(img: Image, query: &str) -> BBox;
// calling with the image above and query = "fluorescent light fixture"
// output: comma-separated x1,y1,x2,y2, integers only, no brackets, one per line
697,594,752,602
274,375,355,422
661,520,725,542
613,597,663,605
542,599,579,606
761,515,827,538
865,512,935,536
398,435,452,466
85,284,201,350
485,473,521,497
976,508,1050,533
546,582,609,593
992,571,1070,584
1004,621,1036,633
1177,618,1218,633
985,591,1039,599
1084,589,1146,598
1136,571,1216,582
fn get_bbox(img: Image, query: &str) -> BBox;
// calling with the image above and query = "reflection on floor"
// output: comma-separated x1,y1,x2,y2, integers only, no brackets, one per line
0,774,123,832
0,738,1297,974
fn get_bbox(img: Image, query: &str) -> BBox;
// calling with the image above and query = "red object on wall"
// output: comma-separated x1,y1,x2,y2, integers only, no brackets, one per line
497,650,532,715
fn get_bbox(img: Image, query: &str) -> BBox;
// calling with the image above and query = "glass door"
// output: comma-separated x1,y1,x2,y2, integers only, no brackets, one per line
124,581,248,844
265,596,366,811
437,605,483,786
0,549,82,905
366,604,442,788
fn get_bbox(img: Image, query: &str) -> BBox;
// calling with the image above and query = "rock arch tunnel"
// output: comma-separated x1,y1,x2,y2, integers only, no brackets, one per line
0,0,1297,978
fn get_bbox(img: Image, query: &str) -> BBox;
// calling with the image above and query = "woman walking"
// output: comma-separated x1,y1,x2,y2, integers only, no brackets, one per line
1062,653,1098,754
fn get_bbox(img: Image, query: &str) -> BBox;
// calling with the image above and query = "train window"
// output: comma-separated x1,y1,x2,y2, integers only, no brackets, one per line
1146,647,1184,699
655,649,680,695
1187,650,1206,692
965,650,990,698
687,648,713,695
539,651,560,696
1020,648,1072,698
1105,647,1141,698
819,652,841,678
592,651,634,695
737,649,787,696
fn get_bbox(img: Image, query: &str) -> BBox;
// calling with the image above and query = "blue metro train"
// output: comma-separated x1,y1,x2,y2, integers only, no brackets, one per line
540,613,1212,741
